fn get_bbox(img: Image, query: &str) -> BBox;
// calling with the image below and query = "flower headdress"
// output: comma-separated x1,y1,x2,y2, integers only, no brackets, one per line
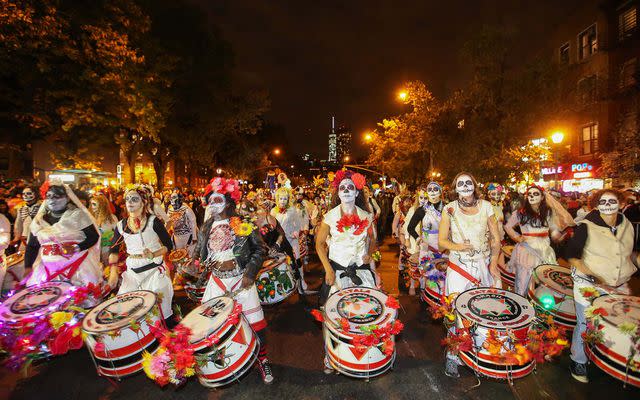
203,177,242,202
487,183,503,193
525,184,544,197
332,169,366,191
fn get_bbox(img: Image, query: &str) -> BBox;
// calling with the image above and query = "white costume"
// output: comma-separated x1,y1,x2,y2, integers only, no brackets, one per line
271,207,306,260
167,204,198,256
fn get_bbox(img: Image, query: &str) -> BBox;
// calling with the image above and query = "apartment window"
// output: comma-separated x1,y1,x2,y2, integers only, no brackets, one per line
559,43,570,64
578,24,597,61
577,75,597,105
619,6,637,41
619,58,638,89
581,123,599,155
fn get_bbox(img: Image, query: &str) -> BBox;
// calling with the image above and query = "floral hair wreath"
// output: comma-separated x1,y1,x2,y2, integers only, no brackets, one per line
332,170,366,191
486,183,503,192
203,177,242,202
525,184,545,197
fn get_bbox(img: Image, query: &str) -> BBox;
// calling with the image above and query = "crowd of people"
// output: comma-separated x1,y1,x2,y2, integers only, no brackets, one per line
0,172,639,387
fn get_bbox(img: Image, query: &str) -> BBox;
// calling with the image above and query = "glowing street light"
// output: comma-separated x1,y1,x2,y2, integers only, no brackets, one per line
344,156,351,162
551,131,564,144
273,148,281,155
363,132,373,143
398,91,408,101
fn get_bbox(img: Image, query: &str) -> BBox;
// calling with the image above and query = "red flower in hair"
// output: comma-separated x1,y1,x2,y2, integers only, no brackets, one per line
203,177,242,202
331,170,367,190
351,173,366,190
40,181,51,200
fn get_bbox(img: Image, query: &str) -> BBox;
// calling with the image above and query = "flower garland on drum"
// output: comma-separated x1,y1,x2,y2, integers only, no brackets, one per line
336,213,369,235
0,283,106,372
142,303,243,387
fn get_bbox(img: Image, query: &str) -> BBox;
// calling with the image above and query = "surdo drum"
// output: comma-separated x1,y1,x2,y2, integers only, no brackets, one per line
585,295,640,388
178,296,258,388
256,254,296,305
454,288,536,380
82,290,162,378
497,245,515,288
323,287,398,379
527,264,576,331
420,258,448,308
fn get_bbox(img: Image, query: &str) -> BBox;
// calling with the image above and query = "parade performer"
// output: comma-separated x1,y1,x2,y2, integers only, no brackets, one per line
504,185,574,295
564,189,639,383
0,213,12,289
438,172,501,377
486,183,505,242
12,186,41,250
166,190,198,256
247,200,296,261
271,187,311,294
401,191,423,295
196,178,273,384
107,185,174,323
89,193,118,266
392,195,413,292
24,180,103,288
315,170,376,374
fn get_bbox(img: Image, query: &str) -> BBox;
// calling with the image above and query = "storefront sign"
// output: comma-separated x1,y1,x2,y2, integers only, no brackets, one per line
542,166,563,175
571,163,594,172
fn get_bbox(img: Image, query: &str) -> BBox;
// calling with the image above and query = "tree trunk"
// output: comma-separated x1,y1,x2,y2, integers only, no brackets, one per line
152,157,165,191
125,146,136,184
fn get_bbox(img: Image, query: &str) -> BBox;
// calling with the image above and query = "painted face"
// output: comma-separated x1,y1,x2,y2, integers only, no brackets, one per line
125,192,144,215
527,189,542,205
46,190,68,213
208,193,226,216
455,175,474,197
489,190,501,201
597,193,619,215
418,191,428,207
426,184,441,203
338,178,357,204
277,193,289,209
170,193,182,209
22,189,35,204
90,200,99,213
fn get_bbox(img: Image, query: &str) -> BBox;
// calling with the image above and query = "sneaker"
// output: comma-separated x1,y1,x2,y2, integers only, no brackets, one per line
570,361,588,383
323,356,334,375
444,358,460,378
257,359,274,384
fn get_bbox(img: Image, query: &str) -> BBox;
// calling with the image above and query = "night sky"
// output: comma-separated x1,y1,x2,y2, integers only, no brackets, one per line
198,0,582,158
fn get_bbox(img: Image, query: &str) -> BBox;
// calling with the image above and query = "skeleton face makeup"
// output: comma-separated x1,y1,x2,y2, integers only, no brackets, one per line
338,178,357,204
22,189,35,204
489,190,501,201
418,191,428,207
170,193,182,209
455,175,474,198
277,193,289,209
125,192,144,215
527,189,542,205
90,200,99,213
426,184,442,203
46,190,68,213
597,193,619,215
208,193,226,216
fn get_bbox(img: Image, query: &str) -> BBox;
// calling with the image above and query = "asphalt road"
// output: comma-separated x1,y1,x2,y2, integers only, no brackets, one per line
1,238,639,400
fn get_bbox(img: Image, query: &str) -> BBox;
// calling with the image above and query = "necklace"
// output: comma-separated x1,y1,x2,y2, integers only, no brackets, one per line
458,197,478,208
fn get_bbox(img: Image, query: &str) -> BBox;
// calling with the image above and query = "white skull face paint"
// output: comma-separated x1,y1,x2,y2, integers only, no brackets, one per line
338,178,357,204
46,190,68,213
170,193,181,209
208,193,226,216
426,184,441,203
22,189,35,204
489,190,501,201
277,193,289,209
418,191,428,207
597,193,619,215
527,189,542,205
455,175,474,197
125,192,144,215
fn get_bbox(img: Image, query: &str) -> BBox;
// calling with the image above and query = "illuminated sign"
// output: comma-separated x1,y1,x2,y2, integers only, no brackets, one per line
48,174,75,182
571,163,594,172
573,172,592,178
542,166,563,175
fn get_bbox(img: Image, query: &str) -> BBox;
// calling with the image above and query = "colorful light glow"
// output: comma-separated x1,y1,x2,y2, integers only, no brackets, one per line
539,294,556,310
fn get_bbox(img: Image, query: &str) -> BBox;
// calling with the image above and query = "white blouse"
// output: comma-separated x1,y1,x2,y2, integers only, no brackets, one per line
323,205,373,267
445,200,494,260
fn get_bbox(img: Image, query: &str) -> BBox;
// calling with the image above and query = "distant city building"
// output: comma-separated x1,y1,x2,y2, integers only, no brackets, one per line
327,116,352,164
328,116,337,163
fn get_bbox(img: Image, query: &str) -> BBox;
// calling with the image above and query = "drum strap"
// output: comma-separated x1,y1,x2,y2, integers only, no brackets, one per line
447,260,480,286
522,232,548,237
44,251,88,281
211,275,242,294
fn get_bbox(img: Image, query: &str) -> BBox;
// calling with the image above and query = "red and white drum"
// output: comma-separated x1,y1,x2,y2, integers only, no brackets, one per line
179,296,258,388
1,252,25,292
527,264,576,331
185,282,206,303
82,290,162,378
256,254,296,305
497,245,515,288
323,287,397,379
420,258,448,308
0,281,74,324
585,295,640,388
455,288,536,380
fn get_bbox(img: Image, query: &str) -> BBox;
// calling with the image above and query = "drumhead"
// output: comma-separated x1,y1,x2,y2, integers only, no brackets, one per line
168,248,188,262
0,282,73,322
592,295,640,328
262,254,286,271
455,288,535,330
82,290,157,333
325,287,396,334
533,264,573,297
179,296,235,343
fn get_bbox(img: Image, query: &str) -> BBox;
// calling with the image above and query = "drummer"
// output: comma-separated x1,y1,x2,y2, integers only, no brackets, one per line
564,189,639,383
437,172,501,378
196,178,273,385
241,200,295,262
315,170,376,373
107,185,174,325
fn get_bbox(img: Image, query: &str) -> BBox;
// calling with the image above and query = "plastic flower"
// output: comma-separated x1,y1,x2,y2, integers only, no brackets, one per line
339,318,350,333
310,309,324,322
351,173,366,190
385,296,400,310
579,287,601,300
49,312,73,330
618,322,638,336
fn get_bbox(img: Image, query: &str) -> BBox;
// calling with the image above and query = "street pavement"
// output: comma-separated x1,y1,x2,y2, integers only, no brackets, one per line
1,238,639,400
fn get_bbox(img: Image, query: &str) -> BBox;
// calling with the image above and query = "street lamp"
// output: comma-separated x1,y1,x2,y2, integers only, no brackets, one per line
550,131,564,190
398,91,408,101
344,156,350,163
363,132,373,143
273,148,281,156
